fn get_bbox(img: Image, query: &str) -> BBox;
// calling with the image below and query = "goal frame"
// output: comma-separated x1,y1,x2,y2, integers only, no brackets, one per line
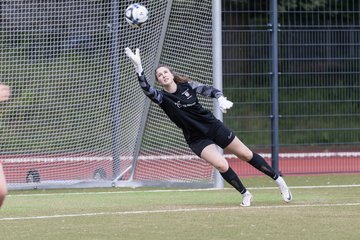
113,0,224,189
5,0,224,190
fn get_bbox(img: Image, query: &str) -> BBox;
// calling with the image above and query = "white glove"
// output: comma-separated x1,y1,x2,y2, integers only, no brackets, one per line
218,96,233,113
124,47,143,75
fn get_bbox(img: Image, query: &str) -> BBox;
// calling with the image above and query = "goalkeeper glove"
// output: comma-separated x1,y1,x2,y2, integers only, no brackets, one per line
124,47,143,76
218,96,233,113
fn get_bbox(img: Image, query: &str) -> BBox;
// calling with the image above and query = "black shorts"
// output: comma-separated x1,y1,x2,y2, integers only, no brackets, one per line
188,123,235,157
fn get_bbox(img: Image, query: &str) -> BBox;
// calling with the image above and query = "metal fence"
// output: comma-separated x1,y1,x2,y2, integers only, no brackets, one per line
222,0,360,151
221,0,360,175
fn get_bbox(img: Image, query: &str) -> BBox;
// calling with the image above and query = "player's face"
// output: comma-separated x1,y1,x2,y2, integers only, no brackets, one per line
155,67,174,86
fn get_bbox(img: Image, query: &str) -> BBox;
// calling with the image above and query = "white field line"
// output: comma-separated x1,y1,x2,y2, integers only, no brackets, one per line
2,185,360,221
1,202,360,221
6,184,360,198
3,151,360,163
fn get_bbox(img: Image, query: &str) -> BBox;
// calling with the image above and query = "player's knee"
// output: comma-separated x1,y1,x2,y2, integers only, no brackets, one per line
243,151,253,161
225,140,253,161
235,149,253,162
214,160,229,173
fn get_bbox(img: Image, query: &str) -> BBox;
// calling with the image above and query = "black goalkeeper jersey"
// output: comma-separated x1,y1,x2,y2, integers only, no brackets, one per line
138,73,224,143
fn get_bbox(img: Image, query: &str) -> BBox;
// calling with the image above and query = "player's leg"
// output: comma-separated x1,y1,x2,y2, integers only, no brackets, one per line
199,144,253,206
216,126,278,179
225,137,278,177
224,137,292,202
0,162,8,208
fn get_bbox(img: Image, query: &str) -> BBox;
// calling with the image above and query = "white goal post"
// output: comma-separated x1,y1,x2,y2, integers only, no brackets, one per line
1,0,223,190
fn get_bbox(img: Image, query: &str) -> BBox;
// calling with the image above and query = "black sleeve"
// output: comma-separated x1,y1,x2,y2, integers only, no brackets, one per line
137,72,163,104
188,80,223,99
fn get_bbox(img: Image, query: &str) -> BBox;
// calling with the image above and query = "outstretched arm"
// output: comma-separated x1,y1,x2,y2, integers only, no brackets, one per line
137,73,163,104
188,81,223,98
125,48,163,104
188,81,233,113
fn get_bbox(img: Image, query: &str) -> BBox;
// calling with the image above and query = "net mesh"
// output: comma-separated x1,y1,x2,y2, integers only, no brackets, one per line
1,0,215,188
132,1,214,183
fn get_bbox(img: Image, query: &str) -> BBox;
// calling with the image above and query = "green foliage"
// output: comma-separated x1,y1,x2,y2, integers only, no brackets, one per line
300,0,328,10
223,74,360,147
222,0,359,148
224,0,360,25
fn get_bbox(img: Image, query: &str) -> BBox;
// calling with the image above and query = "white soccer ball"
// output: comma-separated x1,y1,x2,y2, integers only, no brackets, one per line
125,3,149,28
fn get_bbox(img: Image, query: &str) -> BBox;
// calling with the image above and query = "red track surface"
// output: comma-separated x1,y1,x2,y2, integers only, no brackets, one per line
1,152,359,184
227,154,360,177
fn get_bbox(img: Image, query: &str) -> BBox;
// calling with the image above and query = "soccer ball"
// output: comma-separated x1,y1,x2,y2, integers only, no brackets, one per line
124,3,149,28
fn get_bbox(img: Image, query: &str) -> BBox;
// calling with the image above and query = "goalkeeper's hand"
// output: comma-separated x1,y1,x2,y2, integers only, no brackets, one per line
124,47,143,76
218,96,233,113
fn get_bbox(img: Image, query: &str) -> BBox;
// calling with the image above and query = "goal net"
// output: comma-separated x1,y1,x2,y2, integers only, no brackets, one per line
1,0,217,189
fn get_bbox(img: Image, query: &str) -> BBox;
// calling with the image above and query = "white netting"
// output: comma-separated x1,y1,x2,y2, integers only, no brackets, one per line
1,0,215,189
132,1,214,184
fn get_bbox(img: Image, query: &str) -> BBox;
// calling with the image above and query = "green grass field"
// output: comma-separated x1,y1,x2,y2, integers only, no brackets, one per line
1,174,360,240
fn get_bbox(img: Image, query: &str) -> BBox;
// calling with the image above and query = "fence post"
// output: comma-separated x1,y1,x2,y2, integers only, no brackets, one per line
270,0,280,174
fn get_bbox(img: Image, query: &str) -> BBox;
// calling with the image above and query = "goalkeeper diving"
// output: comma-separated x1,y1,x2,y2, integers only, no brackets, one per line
125,48,292,206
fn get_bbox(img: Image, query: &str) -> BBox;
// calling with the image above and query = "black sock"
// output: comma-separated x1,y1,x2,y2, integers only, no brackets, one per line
220,167,247,194
248,152,279,180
